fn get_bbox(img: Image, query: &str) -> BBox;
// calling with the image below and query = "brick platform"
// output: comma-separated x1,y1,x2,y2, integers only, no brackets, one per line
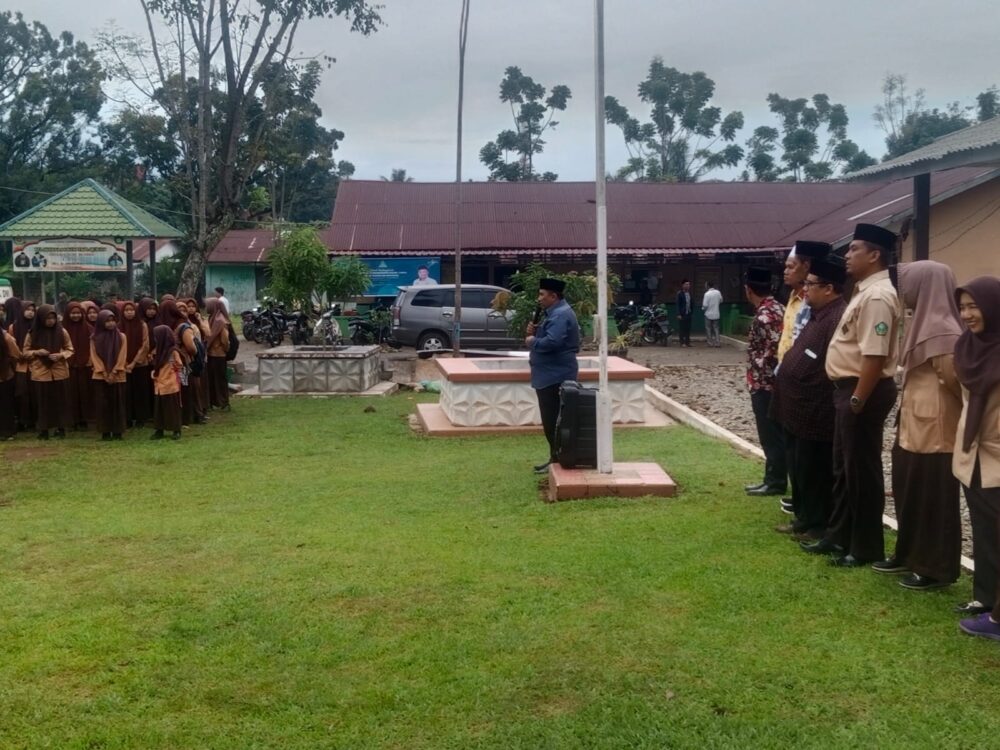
547,462,677,502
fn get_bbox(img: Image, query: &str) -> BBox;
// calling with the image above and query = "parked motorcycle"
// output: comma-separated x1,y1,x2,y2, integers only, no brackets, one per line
263,306,312,346
240,307,264,343
348,307,392,346
315,306,344,346
635,304,673,345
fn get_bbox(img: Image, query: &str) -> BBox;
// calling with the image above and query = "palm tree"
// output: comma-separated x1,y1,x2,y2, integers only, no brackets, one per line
380,168,415,182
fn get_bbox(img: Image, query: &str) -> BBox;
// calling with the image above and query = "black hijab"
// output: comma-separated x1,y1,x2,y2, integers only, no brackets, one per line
30,304,63,353
152,325,177,371
92,309,123,372
954,276,1000,452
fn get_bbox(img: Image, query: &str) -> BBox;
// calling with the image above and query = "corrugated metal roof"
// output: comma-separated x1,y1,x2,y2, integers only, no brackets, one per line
846,116,1000,180
0,179,183,239
323,180,873,253
207,229,276,264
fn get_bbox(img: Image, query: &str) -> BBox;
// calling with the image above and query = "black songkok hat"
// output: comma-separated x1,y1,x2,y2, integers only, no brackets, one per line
745,267,772,286
810,254,847,285
792,240,832,260
853,223,898,253
539,277,566,294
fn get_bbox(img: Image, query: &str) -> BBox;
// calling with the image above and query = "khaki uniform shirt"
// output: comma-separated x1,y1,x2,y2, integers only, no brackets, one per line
777,291,804,363
898,355,963,454
90,333,129,384
23,330,74,381
1,332,21,382
153,351,182,396
953,385,1000,489
825,269,901,380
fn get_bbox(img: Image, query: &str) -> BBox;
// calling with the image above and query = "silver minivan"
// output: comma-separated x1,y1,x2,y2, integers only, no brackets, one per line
389,284,520,350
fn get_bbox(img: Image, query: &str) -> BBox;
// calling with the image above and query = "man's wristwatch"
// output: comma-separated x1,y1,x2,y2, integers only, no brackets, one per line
850,395,864,409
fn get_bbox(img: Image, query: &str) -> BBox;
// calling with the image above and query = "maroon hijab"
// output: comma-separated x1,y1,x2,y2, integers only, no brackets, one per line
92,309,123,372
954,276,1000,452
119,300,146,360
157,298,187,331
138,297,158,337
152,325,177,371
63,301,94,367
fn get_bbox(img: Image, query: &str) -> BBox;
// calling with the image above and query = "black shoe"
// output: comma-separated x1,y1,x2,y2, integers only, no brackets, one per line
744,482,766,492
899,573,953,591
112,433,123,441
533,461,552,474
871,558,908,575
101,433,112,441
800,538,844,555
830,554,870,568
171,431,182,440
150,430,164,440
746,484,785,497
779,498,794,515
792,528,824,543
954,600,991,616
53,428,65,439
37,431,50,440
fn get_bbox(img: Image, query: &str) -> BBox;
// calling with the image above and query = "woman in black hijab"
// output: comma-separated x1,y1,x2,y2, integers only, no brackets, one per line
22,304,73,439
953,277,1000,640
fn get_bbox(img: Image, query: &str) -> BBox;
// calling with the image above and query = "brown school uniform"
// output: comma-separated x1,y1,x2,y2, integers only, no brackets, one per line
0,332,21,438
125,322,151,425
91,332,128,435
23,329,73,432
153,351,183,432
207,324,230,409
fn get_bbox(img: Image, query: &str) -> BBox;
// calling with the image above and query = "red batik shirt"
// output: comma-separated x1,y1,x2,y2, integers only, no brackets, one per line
746,296,785,392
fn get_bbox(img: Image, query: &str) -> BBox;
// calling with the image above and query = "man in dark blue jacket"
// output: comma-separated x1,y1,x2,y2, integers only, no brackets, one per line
526,278,580,473
676,279,693,347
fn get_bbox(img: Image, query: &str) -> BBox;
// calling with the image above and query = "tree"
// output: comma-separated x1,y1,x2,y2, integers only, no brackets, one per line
325,255,370,302
873,73,972,160
99,0,382,297
264,226,331,311
744,93,874,181
978,86,999,121
380,169,414,182
479,66,571,182
0,12,105,220
605,58,744,182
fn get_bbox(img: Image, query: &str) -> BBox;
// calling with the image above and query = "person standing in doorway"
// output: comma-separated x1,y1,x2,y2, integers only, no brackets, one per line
803,224,901,567
702,281,723,347
743,267,786,497
526,278,580,474
676,280,693,347
214,287,230,314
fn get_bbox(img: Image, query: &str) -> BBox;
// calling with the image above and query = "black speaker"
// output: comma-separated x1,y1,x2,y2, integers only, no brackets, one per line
556,380,598,469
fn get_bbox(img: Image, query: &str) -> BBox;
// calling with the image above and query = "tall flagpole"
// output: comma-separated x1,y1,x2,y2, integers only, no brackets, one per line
594,0,613,473
454,0,471,356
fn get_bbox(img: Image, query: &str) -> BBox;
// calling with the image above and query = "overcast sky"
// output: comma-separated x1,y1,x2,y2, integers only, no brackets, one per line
19,0,1000,182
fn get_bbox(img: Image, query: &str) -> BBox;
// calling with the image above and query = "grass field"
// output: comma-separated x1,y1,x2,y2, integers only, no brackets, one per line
2,395,999,749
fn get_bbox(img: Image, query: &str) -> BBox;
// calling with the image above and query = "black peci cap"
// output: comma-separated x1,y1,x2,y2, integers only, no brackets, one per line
810,254,847,285
853,223,898,253
745,267,772,286
539,277,566,294
792,240,833,260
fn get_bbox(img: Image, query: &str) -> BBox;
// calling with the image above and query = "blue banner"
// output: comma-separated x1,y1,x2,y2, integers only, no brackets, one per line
362,257,441,297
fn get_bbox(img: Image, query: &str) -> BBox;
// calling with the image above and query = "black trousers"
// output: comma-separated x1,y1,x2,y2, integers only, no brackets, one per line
892,446,961,583
965,476,1000,610
678,315,692,346
790,434,834,533
827,377,896,561
535,384,562,463
0,377,15,438
750,389,787,490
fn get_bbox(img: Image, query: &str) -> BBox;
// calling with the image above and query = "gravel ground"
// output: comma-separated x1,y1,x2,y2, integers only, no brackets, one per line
643,337,973,559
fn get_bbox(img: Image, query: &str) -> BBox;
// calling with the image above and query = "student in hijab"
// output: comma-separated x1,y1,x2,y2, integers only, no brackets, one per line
204,297,231,410
150,324,182,440
181,298,209,422
119,300,150,427
0,322,22,440
22,304,73,439
90,309,128,440
953,277,1000,640
872,261,964,590
159,298,198,426
9,300,37,431
63,301,94,430
82,301,100,326
138,297,159,417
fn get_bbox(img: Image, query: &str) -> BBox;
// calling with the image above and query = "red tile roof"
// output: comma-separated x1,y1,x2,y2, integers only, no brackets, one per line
207,229,276,264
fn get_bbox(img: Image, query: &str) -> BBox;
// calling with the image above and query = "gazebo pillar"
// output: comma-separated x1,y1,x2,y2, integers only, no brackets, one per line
148,239,157,298
126,239,134,299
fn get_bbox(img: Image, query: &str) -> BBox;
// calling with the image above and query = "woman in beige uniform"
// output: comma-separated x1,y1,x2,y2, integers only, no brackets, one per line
204,297,231,410
953,277,1000,639
0,326,22,440
22,304,73,439
872,261,963,589
90,309,128,441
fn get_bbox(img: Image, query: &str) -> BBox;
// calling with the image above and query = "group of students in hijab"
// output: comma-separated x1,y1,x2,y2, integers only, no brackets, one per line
1,293,231,442
744,220,1000,642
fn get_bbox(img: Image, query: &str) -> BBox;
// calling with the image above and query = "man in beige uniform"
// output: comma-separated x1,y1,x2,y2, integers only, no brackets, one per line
801,223,901,567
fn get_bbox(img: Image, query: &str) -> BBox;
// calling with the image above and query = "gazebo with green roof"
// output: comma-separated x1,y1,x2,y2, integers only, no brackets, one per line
0,178,183,299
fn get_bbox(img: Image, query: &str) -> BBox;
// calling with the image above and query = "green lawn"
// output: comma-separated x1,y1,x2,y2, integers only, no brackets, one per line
2,396,999,749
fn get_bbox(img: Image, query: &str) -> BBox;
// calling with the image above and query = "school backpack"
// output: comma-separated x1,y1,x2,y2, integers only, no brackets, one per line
179,323,207,377
225,323,239,361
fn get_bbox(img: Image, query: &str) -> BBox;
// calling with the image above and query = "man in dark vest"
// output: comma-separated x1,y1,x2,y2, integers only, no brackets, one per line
772,254,847,540
676,279,693,347
526,278,580,474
